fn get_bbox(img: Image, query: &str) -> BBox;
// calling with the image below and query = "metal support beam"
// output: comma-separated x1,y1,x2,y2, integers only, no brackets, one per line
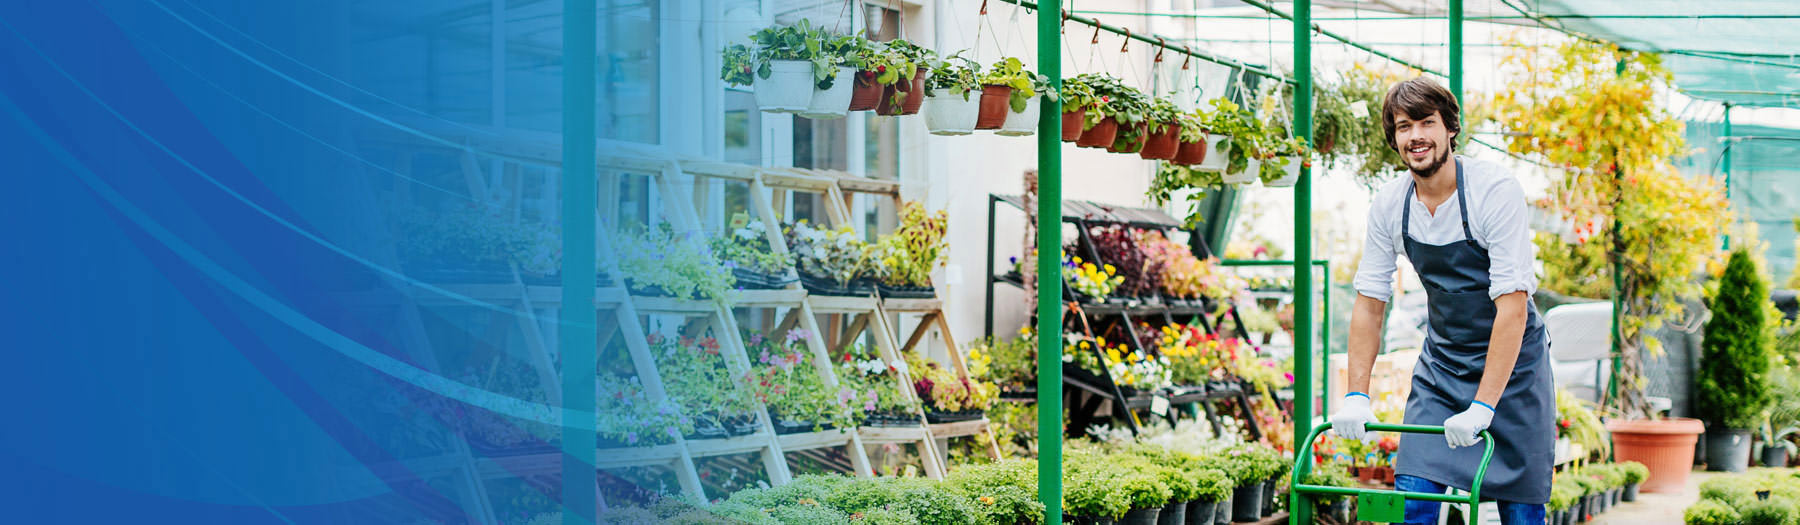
1722,102,1733,250
1036,0,1064,520
995,0,1292,84
561,0,598,523
1290,0,1315,523
1450,0,1464,108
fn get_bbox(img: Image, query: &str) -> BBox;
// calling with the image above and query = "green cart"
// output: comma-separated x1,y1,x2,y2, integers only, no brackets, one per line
1290,422,1496,525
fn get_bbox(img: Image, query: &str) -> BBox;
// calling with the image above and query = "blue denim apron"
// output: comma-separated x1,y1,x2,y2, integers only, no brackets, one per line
1392,159,1555,504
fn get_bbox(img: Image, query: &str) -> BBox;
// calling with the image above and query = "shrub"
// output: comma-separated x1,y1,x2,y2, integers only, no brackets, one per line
726,474,846,509
1116,470,1175,511
823,477,904,515
1548,479,1581,511
1740,499,1799,525
945,460,1044,525
1685,499,1742,525
1619,461,1650,485
888,478,978,525
856,507,919,525
1193,468,1234,503
1303,462,1358,505
1698,249,1776,429
768,504,850,525
1065,464,1130,519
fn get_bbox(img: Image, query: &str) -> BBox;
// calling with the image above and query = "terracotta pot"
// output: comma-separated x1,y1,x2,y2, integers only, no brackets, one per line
1607,418,1704,493
1139,122,1182,160
976,84,1013,129
1355,466,1375,483
1061,109,1086,141
902,67,927,114
1107,122,1148,153
1174,139,1208,164
876,83,905,115
848,71,881,111
1076,116,1120,148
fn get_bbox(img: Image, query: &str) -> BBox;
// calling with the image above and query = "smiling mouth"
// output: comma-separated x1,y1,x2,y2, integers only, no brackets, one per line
1407,143,1431,159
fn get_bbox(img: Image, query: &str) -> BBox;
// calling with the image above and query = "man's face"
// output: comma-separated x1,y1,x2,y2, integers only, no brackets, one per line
1391,110,1455,177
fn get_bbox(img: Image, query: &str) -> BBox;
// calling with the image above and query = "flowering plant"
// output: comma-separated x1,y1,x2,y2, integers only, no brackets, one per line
1085,225,1156,297
873,202,948,287
788,221,875,286
1152,323,1242,386
650,333,758,432
1064,255,1124,301
597,373,692,447
744,329,857,431
974,327,1038,391
905,352,998,413
613,223,735,300
837,344,919,417
710,214,794,275
1064,335,1170,391
1136,230,1225,300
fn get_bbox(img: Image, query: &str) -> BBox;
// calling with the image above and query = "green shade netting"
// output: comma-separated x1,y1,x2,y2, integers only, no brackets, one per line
1527,0,1800,107
1678,120,1800,284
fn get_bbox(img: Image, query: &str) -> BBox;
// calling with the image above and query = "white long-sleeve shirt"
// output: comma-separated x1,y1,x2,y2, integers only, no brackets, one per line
1353,155,1537,303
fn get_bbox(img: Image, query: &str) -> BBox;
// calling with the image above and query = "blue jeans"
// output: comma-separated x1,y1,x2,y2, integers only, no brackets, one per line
1396,474,1546,525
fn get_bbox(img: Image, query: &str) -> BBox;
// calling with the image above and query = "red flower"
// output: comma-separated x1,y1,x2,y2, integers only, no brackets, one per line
877,65,887,73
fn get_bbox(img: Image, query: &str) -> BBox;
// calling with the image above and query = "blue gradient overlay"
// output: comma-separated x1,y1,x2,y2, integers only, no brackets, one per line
0,1,665,522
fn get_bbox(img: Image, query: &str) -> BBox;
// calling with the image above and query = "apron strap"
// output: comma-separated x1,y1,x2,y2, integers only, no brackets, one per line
1454,157,1474,242
1402,181,1414,240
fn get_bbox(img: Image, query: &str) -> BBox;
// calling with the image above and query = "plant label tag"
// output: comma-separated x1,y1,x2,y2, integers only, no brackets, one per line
729,212,750,229
1350,100,1370,119
1151,396,1170,416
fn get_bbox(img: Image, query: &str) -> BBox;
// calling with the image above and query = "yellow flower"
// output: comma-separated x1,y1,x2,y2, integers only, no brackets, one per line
1072,256,1083,264
1104,264,1116,274
979,496,996,505
1083,263,1097,273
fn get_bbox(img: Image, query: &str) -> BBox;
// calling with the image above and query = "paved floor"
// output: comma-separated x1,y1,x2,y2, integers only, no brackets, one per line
1591,470,1717,525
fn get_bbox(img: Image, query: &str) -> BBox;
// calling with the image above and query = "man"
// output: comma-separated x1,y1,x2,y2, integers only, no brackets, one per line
1328,77,1553,524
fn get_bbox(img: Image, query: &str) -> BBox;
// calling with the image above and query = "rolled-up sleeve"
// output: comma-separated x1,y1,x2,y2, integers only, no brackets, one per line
1480,177,1538,300
1354,195,1398,302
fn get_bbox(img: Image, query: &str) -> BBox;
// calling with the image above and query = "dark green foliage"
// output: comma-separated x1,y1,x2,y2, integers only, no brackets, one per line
1699,249,1776,429
1740,499,1798,525
1685,499,1741,525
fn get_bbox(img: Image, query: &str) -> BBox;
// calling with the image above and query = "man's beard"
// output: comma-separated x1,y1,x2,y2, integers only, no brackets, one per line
1408,142,1451,178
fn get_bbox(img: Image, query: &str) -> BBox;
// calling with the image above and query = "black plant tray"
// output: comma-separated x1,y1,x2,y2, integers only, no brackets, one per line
877,283,936,299
467,436,560,457
733,268,797,290
627,283,677,298
799,273,873,296
924,409,984,424
862,411,921,427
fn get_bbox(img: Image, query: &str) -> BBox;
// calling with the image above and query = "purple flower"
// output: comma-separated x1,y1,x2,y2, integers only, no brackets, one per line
749,333,764,345
864,401,877,412
666,427,681,438
626,432,639,444
786,329,811,343
837,388,856,404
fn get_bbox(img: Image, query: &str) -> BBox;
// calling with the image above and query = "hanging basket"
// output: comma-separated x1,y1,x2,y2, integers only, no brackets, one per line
1138,122,1181,160
848,71,882,111
1061,109,1086,141
1222,158,1259,184
975,84,1013,129
797,66,857,119
902,67,927,114
876,67,929,116
1173,138,1208,165
1264,157,1302,187
924,88,980,136
1106,122,1148,153
1195,134,1231,172
1076,116,1119,148
753,60,813,113
996,95,1040,136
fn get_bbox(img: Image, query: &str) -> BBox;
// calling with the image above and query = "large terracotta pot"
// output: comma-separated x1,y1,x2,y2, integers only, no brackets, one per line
902,67,927,114
1076,116,1120,148
1139,122,1182,160
1607,418,1704,493
848,71,881,111
976,85,1013,129
1061,109,1086,141
1173,139,1208,165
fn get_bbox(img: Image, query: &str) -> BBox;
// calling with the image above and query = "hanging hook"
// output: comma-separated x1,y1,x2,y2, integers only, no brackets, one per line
1120,27,1131,53
1180,47,1191,70
979,0,988,15
1091,18,1102,44
1061,10,1070,34
1154,37,1165,63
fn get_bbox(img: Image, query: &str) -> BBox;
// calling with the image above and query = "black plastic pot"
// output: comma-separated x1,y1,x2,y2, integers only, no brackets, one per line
732,267,797,290
1184,500,1215,525
862,410,918,427
1065,516,1114,525
924,409,984,423
1231,483,1264,522
1610,488,1621,505
1764,445,1791,467
1157,502,1186,525
769,409,832,434
1121,507,1160,525
1575,497,1590,522
1322,498,1353,523
1622,483,1639,502
627,283,676,297
1705,428,1753,472
877,282,936,298
1213,496,1231,525
1262,477,1279,516
1548,509,1565,525
798,273,871,296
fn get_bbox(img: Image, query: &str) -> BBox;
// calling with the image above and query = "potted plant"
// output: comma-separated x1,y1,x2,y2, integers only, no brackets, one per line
1066,461,1131,524
838,345,920,427
798,33,868,119
1699,249,1775,472
1260,136,1311,188
974,57,1050,134
1683,500,1739,525
731,20,834,113
651,334,761,439
876,39,934,115
872,202,947,298
1059,76,1096,142
1304,462,1358,523
1116,469,1173,525
849,41,905,111
1227,444,1280,522
612,223,736,301
1618,461,1648,502
1064,255,1125,303
1204,99,1265,184
1000,67,1054,136
905,352,997,423
1138,98,1183,160
745,329,859,433
1189,467,1232,525
1171,108,1212,165
787,221,875,296
711,215,796,289
922,51,982,135
1073,74,1149,149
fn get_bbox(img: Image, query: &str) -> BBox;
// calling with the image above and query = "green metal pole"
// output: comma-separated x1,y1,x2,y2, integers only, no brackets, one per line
1450,0,1463,107
1321,261,1331,416
1036,0,1064,521
1722,102,1733,250
1608,59,1626,407
561,0,598,523
1290,0,1314,523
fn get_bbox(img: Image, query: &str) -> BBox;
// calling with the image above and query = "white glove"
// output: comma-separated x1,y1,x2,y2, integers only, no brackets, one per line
1330,393,1378,442
1444,402,1495,448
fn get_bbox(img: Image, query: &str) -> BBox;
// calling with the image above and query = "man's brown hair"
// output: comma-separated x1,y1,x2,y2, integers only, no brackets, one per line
1381,77,1461,152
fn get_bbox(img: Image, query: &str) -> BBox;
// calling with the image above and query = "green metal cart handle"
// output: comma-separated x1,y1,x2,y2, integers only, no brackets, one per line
1290,422,1495,525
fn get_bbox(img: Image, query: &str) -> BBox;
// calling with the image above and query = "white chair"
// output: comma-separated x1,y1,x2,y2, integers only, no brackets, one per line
1543,302,1613,404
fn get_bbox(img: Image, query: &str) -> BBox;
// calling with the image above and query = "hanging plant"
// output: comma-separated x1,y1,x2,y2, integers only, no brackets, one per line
1203,98,1269,178
924,51,981,99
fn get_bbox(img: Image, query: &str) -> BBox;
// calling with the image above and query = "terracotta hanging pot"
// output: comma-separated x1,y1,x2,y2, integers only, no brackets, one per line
1173,138,1208,165
1061,109,1086,141
848,71,882,111
1138,122,1181,160
1076,116,1119,148
1107,121,1148,153
902,67,928,115
976,85,1013,129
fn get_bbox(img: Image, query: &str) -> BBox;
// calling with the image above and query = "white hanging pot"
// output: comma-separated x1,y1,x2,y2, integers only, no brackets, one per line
1223,157,1260,184
1195,134,1231,172
995,95,1041,136
754,60,814,113
797,66,857,119
923,88,980,136
1264,157,1303,187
